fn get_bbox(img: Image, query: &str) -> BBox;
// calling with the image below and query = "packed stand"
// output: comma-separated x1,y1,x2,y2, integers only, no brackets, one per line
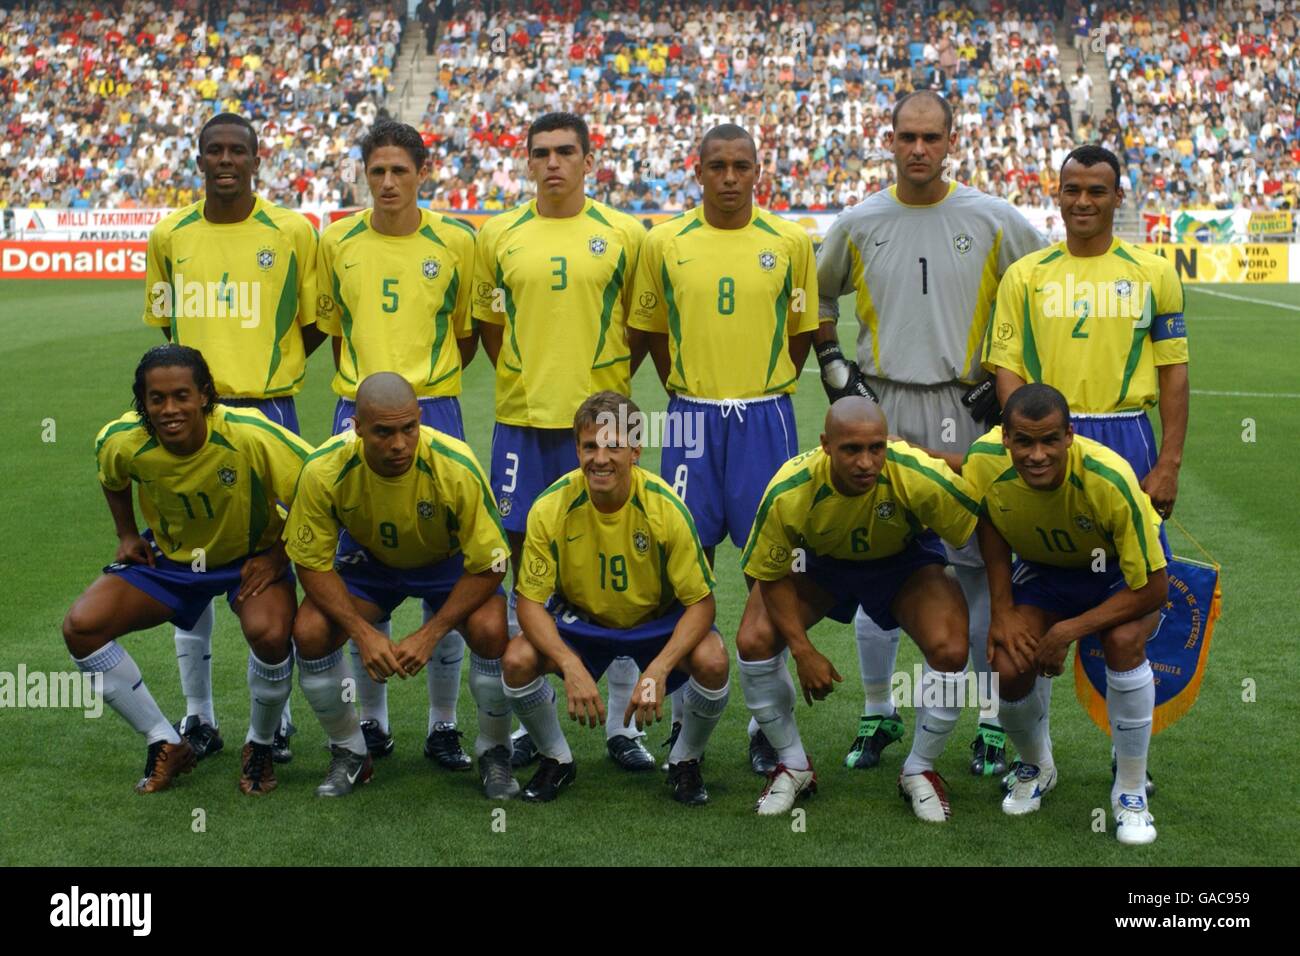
0,0,404,212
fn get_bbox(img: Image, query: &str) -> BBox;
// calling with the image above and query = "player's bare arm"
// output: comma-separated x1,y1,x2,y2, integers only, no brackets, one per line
976,516,1038,673
758,575,843,705
787,330,813,376
1035,568,1168,676
301,324,328,357
516,594,605,727
625,594,716,730
479,321,502,367
393,567,504,675
102,484,155,567
457,327,479,370
641,331,672,388
627,326,650,376
994,366,1028,408
296,565,404,680
1144,363,1189,517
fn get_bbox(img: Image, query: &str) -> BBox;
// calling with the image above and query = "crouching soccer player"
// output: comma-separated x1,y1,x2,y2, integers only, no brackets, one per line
736,397,980,821
965,384,1167,845
502,392,730,805
284,373,516,798
63,345,313,795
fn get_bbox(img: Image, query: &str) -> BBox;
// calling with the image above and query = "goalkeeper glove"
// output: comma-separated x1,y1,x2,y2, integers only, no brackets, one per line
815,340,878,404
962,377,1001,429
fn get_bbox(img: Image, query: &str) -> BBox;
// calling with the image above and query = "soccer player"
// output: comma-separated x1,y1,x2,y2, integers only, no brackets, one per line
143,112,324,764
284,373,516,799
736,397,980,822
63,345,313,795
473,112,654,772
503,392,729,805
984,144,1186,793
814,91,1046,778
965,385,1167,844
628,123,817,768
984,145,1188,524
315,119,480,769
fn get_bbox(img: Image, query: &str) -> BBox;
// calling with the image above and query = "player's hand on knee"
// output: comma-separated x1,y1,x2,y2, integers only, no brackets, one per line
562,666,605,728
115,532,155,568
624,669,666,730
1034,624,1071,678
236,552,284,602
792,648,843,705
355,628,403,681
990,609,1038,674
393,632,436,677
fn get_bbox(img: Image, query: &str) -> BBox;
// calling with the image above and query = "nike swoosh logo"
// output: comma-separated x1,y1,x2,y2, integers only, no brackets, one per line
346,764,363,784
506,247,522,256
343,262,359,270
998,506,1012,512
918,795,933,803
1115,723,1144,731
676,258,693,265
566,534,583,542
438,655,462,666
873,240,888,247
176,256,192,265
341,504,361,512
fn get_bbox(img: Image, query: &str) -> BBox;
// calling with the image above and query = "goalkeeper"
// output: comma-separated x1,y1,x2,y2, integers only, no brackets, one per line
813,91,1046,778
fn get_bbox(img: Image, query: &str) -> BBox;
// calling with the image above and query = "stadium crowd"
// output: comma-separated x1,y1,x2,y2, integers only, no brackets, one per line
2,0,1298,217
0,0,404,211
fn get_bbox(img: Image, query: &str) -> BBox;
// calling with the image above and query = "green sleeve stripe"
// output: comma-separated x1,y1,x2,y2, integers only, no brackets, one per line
591,249,627,368
95,420,143,456
965,441,1005,461
565,489,590,513
427,436,507,541
1038,249,1064,265
662,263,686,387
1082,455,1154,573
263,250,299,391
420,223,447,247
811,483,835,508
132,436,159,458
738,469,812,567
1021,283,1042,382
752,216,780,237
675,217,703,237
332,454,363,485
441,214,476,237
340,217,368,242
586,205,613,227
886,448,980,515
1068,472,1085,490
303,436,351,465
426,272,457,385
534,475,572,504
507,207,535,231
1112,245,1140,265
254,209,279,230
223,412,310,460
247,467,271,555
644,481,715,589
416,457,434,477
208,431,237,451
993,466,1019,483
172,208,203,231
1116,286,1153,407
495,262,521,367
763,263,792,388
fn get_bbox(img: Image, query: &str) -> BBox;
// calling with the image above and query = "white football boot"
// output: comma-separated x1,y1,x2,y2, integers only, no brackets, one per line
898,770,952,823
1114,792,1158,845
1001,762,1058,816
755,763,817,816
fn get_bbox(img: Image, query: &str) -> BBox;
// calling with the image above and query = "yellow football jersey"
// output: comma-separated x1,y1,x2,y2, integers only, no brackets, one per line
983,239,1187,414
741,442,979,580
142,196,319,398
516,466,715,630
285,426,506,573
963,427,1165,590
315,208,475,399
629,206,819,398
95,405,313,565
471,198,646,428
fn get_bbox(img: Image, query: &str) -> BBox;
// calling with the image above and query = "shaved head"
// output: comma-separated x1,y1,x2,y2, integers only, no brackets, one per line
356,372,417,419
825,396,887,439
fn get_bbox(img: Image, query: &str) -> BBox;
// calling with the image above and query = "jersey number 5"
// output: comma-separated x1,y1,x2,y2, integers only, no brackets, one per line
382,278,399,313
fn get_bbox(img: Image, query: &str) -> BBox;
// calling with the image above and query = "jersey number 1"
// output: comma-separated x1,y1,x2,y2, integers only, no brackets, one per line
918,258,928,295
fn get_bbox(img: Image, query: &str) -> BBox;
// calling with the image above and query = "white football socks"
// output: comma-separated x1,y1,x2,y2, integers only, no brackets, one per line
174,601,216,726
998,686,1054,772
902,666,963,775
604,655,641,739
246,651,293,745
669,677,729,764
1107,661,1154,801
427,618,464,732
299,648,366,755
468,653,512,757
503,676,572,763
350,619,391,731
76,642,178,745
854,607,900,717
954,563,1001,731
738,650,808,770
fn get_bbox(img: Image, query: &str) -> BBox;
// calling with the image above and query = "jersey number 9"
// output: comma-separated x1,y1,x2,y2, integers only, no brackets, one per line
379,521,400,548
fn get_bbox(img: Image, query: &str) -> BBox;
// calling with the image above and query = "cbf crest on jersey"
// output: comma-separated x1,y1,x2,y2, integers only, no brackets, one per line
875,501,896,520
953,233,973,255
1073,514,1094,532
758,250,777,271
256,247,276,270
588,236,608,256
1115,278,1134,298
422,257,442,280
632,529,649,555
417,500,434,519
217,466,237,487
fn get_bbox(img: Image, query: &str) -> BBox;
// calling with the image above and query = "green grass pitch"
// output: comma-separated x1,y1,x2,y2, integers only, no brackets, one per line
1,279,1296,866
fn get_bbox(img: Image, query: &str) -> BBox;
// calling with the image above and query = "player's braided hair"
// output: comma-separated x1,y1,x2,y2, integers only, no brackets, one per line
574,391,643,446
132,344,219,437
360,119,429,171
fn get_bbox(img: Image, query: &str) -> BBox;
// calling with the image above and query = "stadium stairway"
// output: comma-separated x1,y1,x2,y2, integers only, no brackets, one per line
394,28,439,124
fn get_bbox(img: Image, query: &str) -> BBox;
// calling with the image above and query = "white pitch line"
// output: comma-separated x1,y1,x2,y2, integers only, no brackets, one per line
1186,286,1300,312
1191,389,1300,399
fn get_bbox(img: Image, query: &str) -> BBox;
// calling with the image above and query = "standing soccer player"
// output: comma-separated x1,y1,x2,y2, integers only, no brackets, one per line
284,374,516,799
965,385,1167,844
503,392,729,805
473,113,655,772
315,120,480,769
983,144,1187,794
814,91,1046,777
736,398,980,822
64,345,313,794
142,112,324,764
627,123,817,771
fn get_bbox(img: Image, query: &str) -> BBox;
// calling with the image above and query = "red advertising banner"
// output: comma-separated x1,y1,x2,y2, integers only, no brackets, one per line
1,241,147,279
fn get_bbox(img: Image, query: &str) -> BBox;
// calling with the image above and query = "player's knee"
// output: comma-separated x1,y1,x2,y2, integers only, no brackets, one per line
735,609,777,662
291,603,333,660
1103,626,1149,671
62,600,108,658
465,599,508,660
925,635,968,674
690,635,730,689
245,624,292,664
501,635,540,687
